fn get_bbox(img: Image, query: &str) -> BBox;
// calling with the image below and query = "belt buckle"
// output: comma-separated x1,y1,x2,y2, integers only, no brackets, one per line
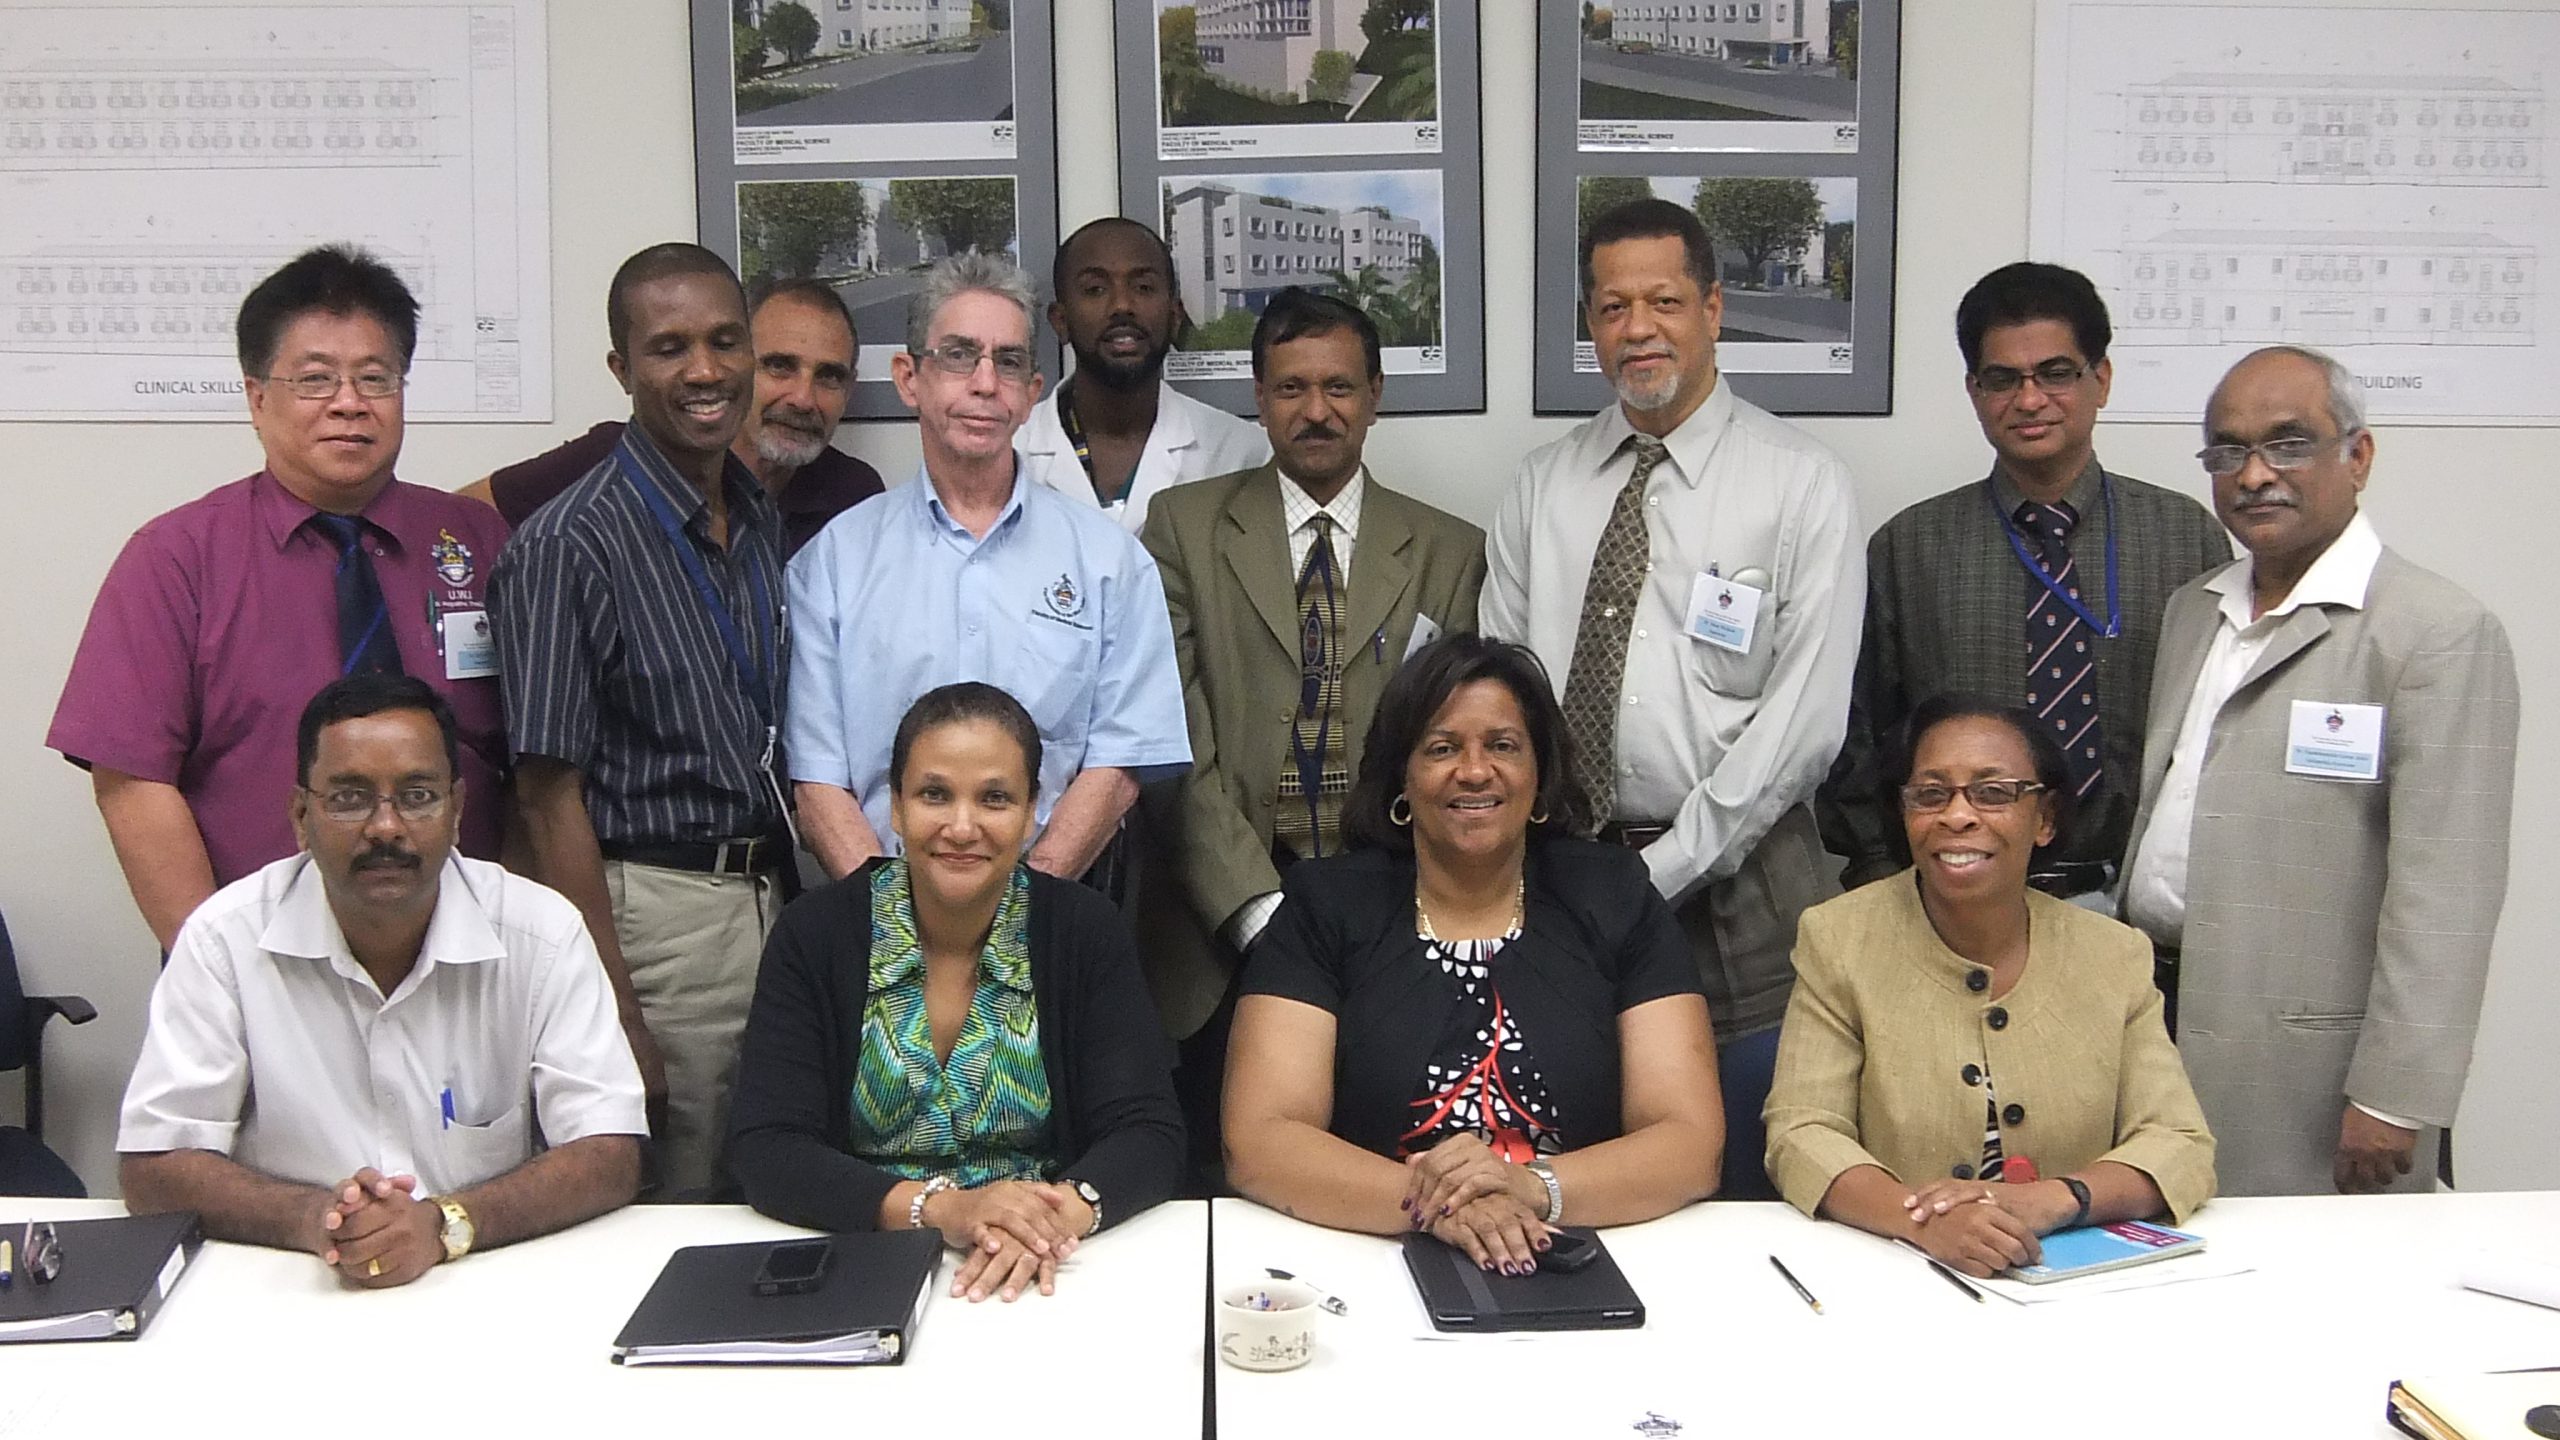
714,837,757,875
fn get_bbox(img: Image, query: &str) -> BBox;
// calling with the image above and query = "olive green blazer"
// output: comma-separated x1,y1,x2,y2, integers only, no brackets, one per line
1764,875,2217,1221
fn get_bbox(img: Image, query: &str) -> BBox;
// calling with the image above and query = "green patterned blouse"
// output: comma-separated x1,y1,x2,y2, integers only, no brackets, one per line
848,859,1054,1185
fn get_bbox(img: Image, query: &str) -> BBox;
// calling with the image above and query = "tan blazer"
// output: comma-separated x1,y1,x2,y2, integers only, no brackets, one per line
1765,876,2217,1222
1135,465,1486,1036
2120,547,2518,1196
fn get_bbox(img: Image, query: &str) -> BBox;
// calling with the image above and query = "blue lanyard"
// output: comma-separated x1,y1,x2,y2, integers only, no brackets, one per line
1988,474,2121,640
625,449,781,730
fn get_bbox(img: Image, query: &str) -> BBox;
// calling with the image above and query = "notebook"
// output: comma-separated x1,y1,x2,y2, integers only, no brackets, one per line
2387,1368,2560,1440
0,1212,202,1344
1400,1229,1645,1333
610,1230,941,1366
2004,1219,2206,1284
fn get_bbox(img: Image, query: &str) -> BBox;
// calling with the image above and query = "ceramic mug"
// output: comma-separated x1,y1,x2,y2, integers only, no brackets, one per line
1216,1278,1319,1372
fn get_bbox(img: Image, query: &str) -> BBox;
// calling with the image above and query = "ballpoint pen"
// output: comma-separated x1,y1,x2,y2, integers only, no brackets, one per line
1768,1254,1821,1315
1926,1255,1986,1303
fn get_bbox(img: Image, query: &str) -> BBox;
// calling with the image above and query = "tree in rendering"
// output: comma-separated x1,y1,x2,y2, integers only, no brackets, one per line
1692,177,1823,287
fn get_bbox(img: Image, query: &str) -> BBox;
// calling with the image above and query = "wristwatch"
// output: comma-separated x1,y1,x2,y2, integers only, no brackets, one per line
435,1196,476,1262
2058,1176,2092,1230
1064,1178,1103,1237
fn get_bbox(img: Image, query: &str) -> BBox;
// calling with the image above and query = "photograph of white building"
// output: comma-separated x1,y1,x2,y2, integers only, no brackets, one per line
1609,0,1829,66
1578,0,1856,129
1165,172,1439,347
1192,0,1369,98
741,0,970,57
732,0,1010,132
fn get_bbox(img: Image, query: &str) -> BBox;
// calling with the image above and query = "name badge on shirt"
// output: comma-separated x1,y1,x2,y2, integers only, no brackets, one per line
1685,572,1764,654
2285,700,2384,781
442,609,499,680
1402,612,1442,663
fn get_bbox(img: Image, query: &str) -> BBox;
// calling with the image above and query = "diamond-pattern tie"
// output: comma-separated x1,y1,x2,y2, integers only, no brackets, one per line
2020,500,2102,798
319,514,402,677
1559,434,1670,829
1274,516,1348,859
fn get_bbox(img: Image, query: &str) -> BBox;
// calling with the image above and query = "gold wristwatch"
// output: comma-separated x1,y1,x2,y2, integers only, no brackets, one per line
435,1196,476,1262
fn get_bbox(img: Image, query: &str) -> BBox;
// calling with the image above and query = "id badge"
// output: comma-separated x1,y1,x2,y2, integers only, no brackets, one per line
2285,700,2384,781
1684,572,1764,654
1402,612,1442,663
441,609,498,680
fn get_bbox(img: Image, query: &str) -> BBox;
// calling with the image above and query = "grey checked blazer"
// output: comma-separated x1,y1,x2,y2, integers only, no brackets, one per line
2120,544,2518,1196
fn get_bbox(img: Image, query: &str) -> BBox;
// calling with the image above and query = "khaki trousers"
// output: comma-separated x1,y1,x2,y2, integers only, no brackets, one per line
605,860,780,1197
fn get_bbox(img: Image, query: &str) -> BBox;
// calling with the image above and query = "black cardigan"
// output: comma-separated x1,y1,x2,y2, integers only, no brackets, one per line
728,861,1185,1233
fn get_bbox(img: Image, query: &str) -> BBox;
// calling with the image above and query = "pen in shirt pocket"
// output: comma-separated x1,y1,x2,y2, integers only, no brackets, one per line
1372,629,1385,662
440,1086,455,1130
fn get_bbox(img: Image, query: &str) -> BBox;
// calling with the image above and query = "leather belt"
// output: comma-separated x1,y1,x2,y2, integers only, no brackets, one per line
2027,860,2113,899
601,834,790,877
1598,822,1671,850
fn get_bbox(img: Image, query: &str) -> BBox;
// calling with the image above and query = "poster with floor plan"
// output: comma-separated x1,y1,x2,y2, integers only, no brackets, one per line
0,0,550,422
2031,0,2559,425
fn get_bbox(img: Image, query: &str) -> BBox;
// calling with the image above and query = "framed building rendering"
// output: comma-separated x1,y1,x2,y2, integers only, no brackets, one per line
689,0,1060,419
1534,1,1901,416
1115,0,1488,416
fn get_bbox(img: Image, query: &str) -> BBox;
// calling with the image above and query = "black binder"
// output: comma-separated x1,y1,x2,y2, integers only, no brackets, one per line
1401,1228,1646,1332
610,1230,942,1366
0,1212,202,1343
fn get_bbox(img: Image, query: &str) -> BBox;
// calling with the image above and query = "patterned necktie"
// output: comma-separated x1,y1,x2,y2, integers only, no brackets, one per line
2020,500,2102,798
1559,434,1670,829
1276,516,1347,859
319,514,401,677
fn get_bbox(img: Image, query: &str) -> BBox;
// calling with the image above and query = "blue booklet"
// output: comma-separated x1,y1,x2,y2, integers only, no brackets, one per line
2006,1220,2207,1284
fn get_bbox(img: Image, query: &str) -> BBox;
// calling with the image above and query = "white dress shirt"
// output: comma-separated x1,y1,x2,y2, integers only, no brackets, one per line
1482,381,1865,904
118,853,647,1197
1016,378,1272,532
2120,512,2416,1132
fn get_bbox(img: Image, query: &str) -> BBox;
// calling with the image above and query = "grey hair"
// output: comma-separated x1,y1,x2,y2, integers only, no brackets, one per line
2216,344,2368,436
904,251,1040,358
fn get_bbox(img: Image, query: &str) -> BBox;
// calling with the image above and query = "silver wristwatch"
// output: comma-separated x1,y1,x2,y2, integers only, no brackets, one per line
1064,1178,1103,1236
1525,1160,1564,1224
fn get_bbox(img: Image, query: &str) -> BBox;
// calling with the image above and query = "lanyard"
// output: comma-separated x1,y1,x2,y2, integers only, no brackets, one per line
1988,473,2121,640
1055,375,1142,507
626,452,781,731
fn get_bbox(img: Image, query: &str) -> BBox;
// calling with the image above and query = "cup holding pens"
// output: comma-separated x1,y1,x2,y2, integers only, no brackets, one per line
1216,1278,1320,1372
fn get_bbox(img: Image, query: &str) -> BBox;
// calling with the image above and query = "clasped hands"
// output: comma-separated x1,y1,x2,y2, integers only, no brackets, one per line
1401,1134,1554,1276
918,1179,1095,1304
1899,1177,2084,1278
309,1168,443,1289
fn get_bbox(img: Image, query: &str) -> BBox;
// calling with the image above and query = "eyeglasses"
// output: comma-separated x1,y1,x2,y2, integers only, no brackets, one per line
303,785,450,824
913,340,1037,384
1971,360,2089,395
266,370,405,401
1899,779,2050,812
2195,431,2358,478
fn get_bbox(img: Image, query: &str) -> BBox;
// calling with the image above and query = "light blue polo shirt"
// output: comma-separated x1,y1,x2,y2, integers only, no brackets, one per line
786,465,1192,848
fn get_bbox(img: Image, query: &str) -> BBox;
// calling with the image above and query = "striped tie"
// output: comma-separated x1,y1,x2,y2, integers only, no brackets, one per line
2020,500,2102,798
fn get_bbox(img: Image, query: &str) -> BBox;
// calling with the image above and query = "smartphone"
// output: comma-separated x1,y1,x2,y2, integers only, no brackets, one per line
1541,1231,1600,1274
752,1239,834,1297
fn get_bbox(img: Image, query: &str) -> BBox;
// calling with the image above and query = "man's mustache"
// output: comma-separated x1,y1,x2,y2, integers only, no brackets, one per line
353,843,421,872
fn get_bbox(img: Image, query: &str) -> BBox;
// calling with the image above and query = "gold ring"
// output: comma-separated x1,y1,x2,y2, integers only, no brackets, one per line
366,1258,383,1278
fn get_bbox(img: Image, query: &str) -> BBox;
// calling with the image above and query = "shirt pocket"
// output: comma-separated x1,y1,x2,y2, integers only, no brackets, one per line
1681,571,1780,699
438,1099,534,1189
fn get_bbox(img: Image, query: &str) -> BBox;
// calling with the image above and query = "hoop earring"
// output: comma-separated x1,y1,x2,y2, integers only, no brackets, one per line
1389,793,1412,827
1530,803,1551,826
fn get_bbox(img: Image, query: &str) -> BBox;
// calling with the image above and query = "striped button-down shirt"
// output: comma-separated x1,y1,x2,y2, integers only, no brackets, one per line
490,425,788,845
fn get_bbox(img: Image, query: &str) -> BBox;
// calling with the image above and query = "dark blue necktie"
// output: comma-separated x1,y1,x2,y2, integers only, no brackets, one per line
319,515,401,677
2020,501,2101,798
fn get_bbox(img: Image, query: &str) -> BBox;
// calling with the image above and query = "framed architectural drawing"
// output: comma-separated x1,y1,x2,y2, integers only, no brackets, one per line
1534,1,1900,416
691,0,1059,419
1115,0,1486,416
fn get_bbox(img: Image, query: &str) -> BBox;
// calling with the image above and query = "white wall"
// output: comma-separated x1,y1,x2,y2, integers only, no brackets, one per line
5,0,2552,1194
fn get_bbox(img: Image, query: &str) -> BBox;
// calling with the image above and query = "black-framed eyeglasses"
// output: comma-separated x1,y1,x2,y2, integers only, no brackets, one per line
1972,360,2089,395
2195,430,2358,478
21,1219,60,1284
266,371,405,401
912,340,1037,384
1899,779,2050,812
301,785,450,824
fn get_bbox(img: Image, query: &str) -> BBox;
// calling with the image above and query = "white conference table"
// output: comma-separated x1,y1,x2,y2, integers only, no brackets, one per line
0,1198,1208,1437
1211,1192,2560,1439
